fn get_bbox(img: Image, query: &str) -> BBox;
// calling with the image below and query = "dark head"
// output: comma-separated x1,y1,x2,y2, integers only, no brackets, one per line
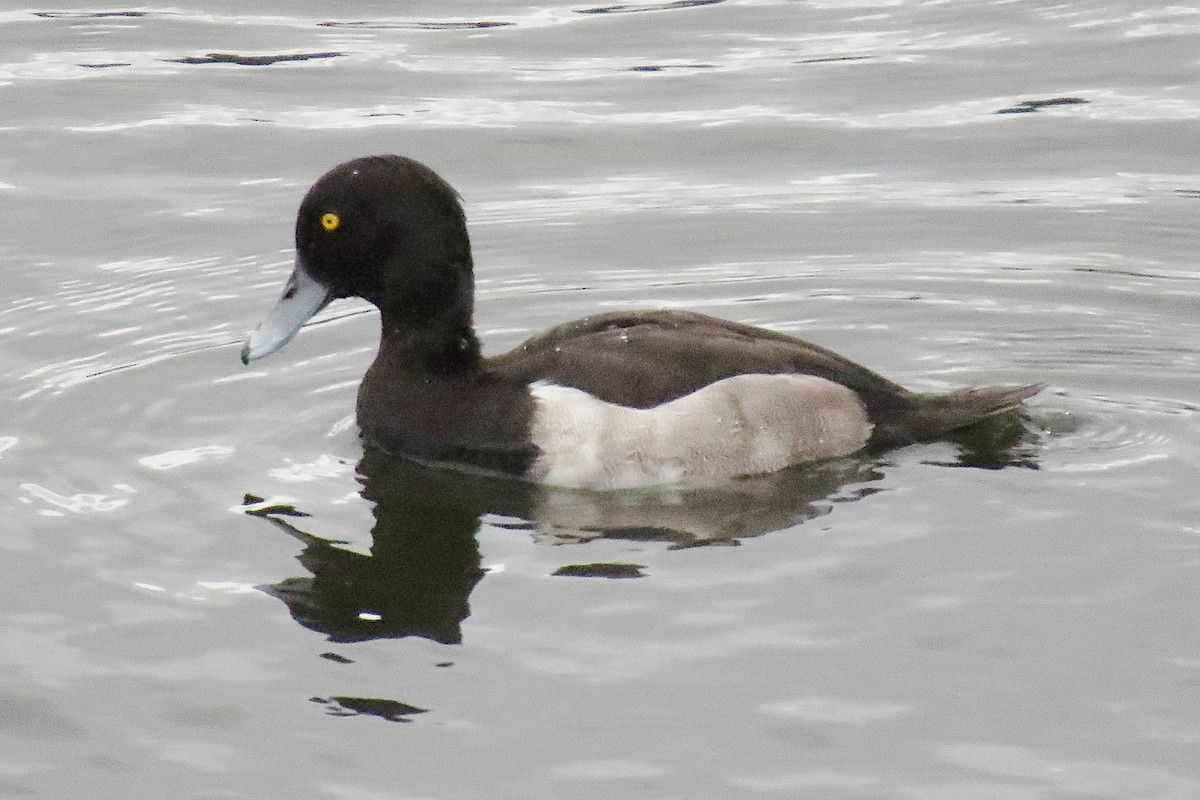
242,156,477,365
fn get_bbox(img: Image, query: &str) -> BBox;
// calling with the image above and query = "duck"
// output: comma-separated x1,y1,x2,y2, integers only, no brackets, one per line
241,155,1042,490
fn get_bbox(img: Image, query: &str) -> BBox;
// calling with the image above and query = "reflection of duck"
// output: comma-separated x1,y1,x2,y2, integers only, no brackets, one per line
241,155,1040,490
251,421,1034,644
358,447,885,547
253,472,485,645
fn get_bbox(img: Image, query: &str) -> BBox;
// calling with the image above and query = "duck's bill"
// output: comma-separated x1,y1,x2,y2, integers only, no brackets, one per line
240,257,334,364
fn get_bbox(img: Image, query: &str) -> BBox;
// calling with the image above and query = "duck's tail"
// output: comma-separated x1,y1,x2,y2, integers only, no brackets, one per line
870,383,1045,448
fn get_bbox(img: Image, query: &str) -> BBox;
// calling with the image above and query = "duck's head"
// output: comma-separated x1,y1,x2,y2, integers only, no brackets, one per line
241,155,474,364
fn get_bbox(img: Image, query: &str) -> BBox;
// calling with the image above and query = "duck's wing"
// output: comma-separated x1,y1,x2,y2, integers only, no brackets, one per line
485,309,916,414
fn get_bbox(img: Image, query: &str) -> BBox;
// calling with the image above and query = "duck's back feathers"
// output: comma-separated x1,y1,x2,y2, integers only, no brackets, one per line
488,309,912,411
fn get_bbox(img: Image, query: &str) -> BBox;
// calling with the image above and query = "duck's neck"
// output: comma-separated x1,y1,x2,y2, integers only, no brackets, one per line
378,306,482,377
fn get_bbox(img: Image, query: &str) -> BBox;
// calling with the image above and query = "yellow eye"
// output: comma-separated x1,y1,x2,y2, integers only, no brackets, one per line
320,212,340,232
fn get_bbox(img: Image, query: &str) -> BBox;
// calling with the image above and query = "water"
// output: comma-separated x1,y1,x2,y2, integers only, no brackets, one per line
3,2,1200,797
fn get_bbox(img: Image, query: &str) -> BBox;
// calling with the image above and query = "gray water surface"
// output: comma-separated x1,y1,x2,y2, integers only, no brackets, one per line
2,2,1200,798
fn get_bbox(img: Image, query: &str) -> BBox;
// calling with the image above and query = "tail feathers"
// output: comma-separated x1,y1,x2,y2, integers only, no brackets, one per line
871,383,1044,447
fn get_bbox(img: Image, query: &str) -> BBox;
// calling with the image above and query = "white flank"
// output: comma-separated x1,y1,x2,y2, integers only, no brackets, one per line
528,374,872,490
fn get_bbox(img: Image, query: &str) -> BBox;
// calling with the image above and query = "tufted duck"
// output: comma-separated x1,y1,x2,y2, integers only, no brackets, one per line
242,155,1041,489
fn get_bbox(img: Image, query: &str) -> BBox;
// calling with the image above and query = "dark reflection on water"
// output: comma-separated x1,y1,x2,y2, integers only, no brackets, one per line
552,562,647,578
309,695,429,723
167,52,344,66
930,412,1042,470
32,10,148,18
252,475,485,645
249,416,1036,645
576,0,725,14
318,20,514,30
994,96,1090,115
